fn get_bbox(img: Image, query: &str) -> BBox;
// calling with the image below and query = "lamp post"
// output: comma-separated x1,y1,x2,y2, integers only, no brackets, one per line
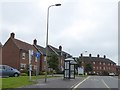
45,3,61,83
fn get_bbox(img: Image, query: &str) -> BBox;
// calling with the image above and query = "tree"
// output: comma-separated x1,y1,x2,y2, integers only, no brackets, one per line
84,63,93,74
74,58,82,69
48,53,59,72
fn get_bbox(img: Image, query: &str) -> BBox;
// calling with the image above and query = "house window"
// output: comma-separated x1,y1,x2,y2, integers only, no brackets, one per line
103,67,105,70
20,63,26,69
108,63,110,66
22,52,26,59
97,67,98,70
103,63,105,65
99,62,101,65
100,67,101,70
34,65,37,70
93,62,95,64
93,67,95,69
35,57,37,62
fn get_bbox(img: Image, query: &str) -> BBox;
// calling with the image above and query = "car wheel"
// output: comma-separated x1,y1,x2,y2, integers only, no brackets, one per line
14,73,19,77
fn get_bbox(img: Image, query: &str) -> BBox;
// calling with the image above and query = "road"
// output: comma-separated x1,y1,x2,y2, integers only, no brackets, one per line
72,76,119,89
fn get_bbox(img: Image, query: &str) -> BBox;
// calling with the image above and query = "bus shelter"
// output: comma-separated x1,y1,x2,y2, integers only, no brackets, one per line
64,58,77,79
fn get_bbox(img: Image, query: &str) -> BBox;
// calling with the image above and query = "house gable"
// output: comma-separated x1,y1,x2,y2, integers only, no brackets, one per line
2,37,20,69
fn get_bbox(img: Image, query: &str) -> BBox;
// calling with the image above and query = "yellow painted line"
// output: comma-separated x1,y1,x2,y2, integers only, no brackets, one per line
72,76,90,90
101,79,110,88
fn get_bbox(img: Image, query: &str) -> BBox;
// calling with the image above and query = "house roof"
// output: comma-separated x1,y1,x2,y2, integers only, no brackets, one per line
48,45,71,57
0,42,2,47
11,38,37,52
36,45,46,55
79,56,116,64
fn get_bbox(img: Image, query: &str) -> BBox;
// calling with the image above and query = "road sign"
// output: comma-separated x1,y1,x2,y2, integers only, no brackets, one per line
34,52,41,58
36,52,40,58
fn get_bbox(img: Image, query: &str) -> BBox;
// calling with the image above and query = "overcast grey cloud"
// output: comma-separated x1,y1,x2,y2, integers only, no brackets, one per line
0,0,119,64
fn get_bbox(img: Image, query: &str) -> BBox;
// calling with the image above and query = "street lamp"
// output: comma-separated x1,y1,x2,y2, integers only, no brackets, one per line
45,3,61,83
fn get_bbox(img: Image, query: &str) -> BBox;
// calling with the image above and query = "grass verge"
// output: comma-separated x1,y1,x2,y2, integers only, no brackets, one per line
1,75,60,89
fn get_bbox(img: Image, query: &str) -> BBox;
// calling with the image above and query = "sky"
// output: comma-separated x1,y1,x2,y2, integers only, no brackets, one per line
0,0,119,64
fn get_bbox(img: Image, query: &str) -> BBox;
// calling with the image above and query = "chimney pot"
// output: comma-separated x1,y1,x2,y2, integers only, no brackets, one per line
97,54,100,58
10,32,15,38
81,53,83,57
104,55,106,58
89,54,92,57
59,45,62,51
33,39,37,45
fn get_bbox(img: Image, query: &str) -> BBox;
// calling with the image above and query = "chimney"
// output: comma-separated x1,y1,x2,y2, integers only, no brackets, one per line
104,55,106,59
59,45,62,51
89,54,92,57
33,39,37,45
97,54,100,58
81,53,83,57
10,32,15,38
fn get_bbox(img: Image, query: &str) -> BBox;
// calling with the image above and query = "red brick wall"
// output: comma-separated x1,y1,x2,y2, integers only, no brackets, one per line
19,50,41,72
92,61,116,75
81,58,116,75
2,38,20,69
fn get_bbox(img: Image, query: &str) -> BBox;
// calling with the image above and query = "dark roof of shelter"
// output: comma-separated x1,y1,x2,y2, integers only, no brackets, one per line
79,56,116,64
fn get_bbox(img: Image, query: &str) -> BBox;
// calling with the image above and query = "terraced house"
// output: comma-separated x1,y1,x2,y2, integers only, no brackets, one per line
2,33,71,73
79,54,116,75
33,39,72,72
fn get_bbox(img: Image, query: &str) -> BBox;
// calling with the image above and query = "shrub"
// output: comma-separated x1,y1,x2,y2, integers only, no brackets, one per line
21,73,27,76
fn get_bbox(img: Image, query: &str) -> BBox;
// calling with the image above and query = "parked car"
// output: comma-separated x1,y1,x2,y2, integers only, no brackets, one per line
0,65,20,77
109,73,115,76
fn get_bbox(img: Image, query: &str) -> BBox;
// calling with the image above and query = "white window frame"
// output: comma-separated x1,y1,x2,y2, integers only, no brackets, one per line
93,62,95,64
35,57,38,62
20,63,26,69
34,65,37,70
103,67,105,70
22,52,26,59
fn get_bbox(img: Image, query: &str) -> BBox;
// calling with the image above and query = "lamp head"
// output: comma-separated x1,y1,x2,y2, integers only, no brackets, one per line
55,4,61,6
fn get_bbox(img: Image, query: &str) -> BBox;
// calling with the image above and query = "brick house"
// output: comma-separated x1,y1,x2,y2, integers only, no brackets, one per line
116,66,120,75
2,33,41,72
47,45,72,72
0,42,2,64
79,54,116,75
33,39,46,71
33,39,72,72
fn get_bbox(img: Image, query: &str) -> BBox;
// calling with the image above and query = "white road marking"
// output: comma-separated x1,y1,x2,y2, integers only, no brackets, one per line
109,76,118,80
101,79,110,88
72,76,90,89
